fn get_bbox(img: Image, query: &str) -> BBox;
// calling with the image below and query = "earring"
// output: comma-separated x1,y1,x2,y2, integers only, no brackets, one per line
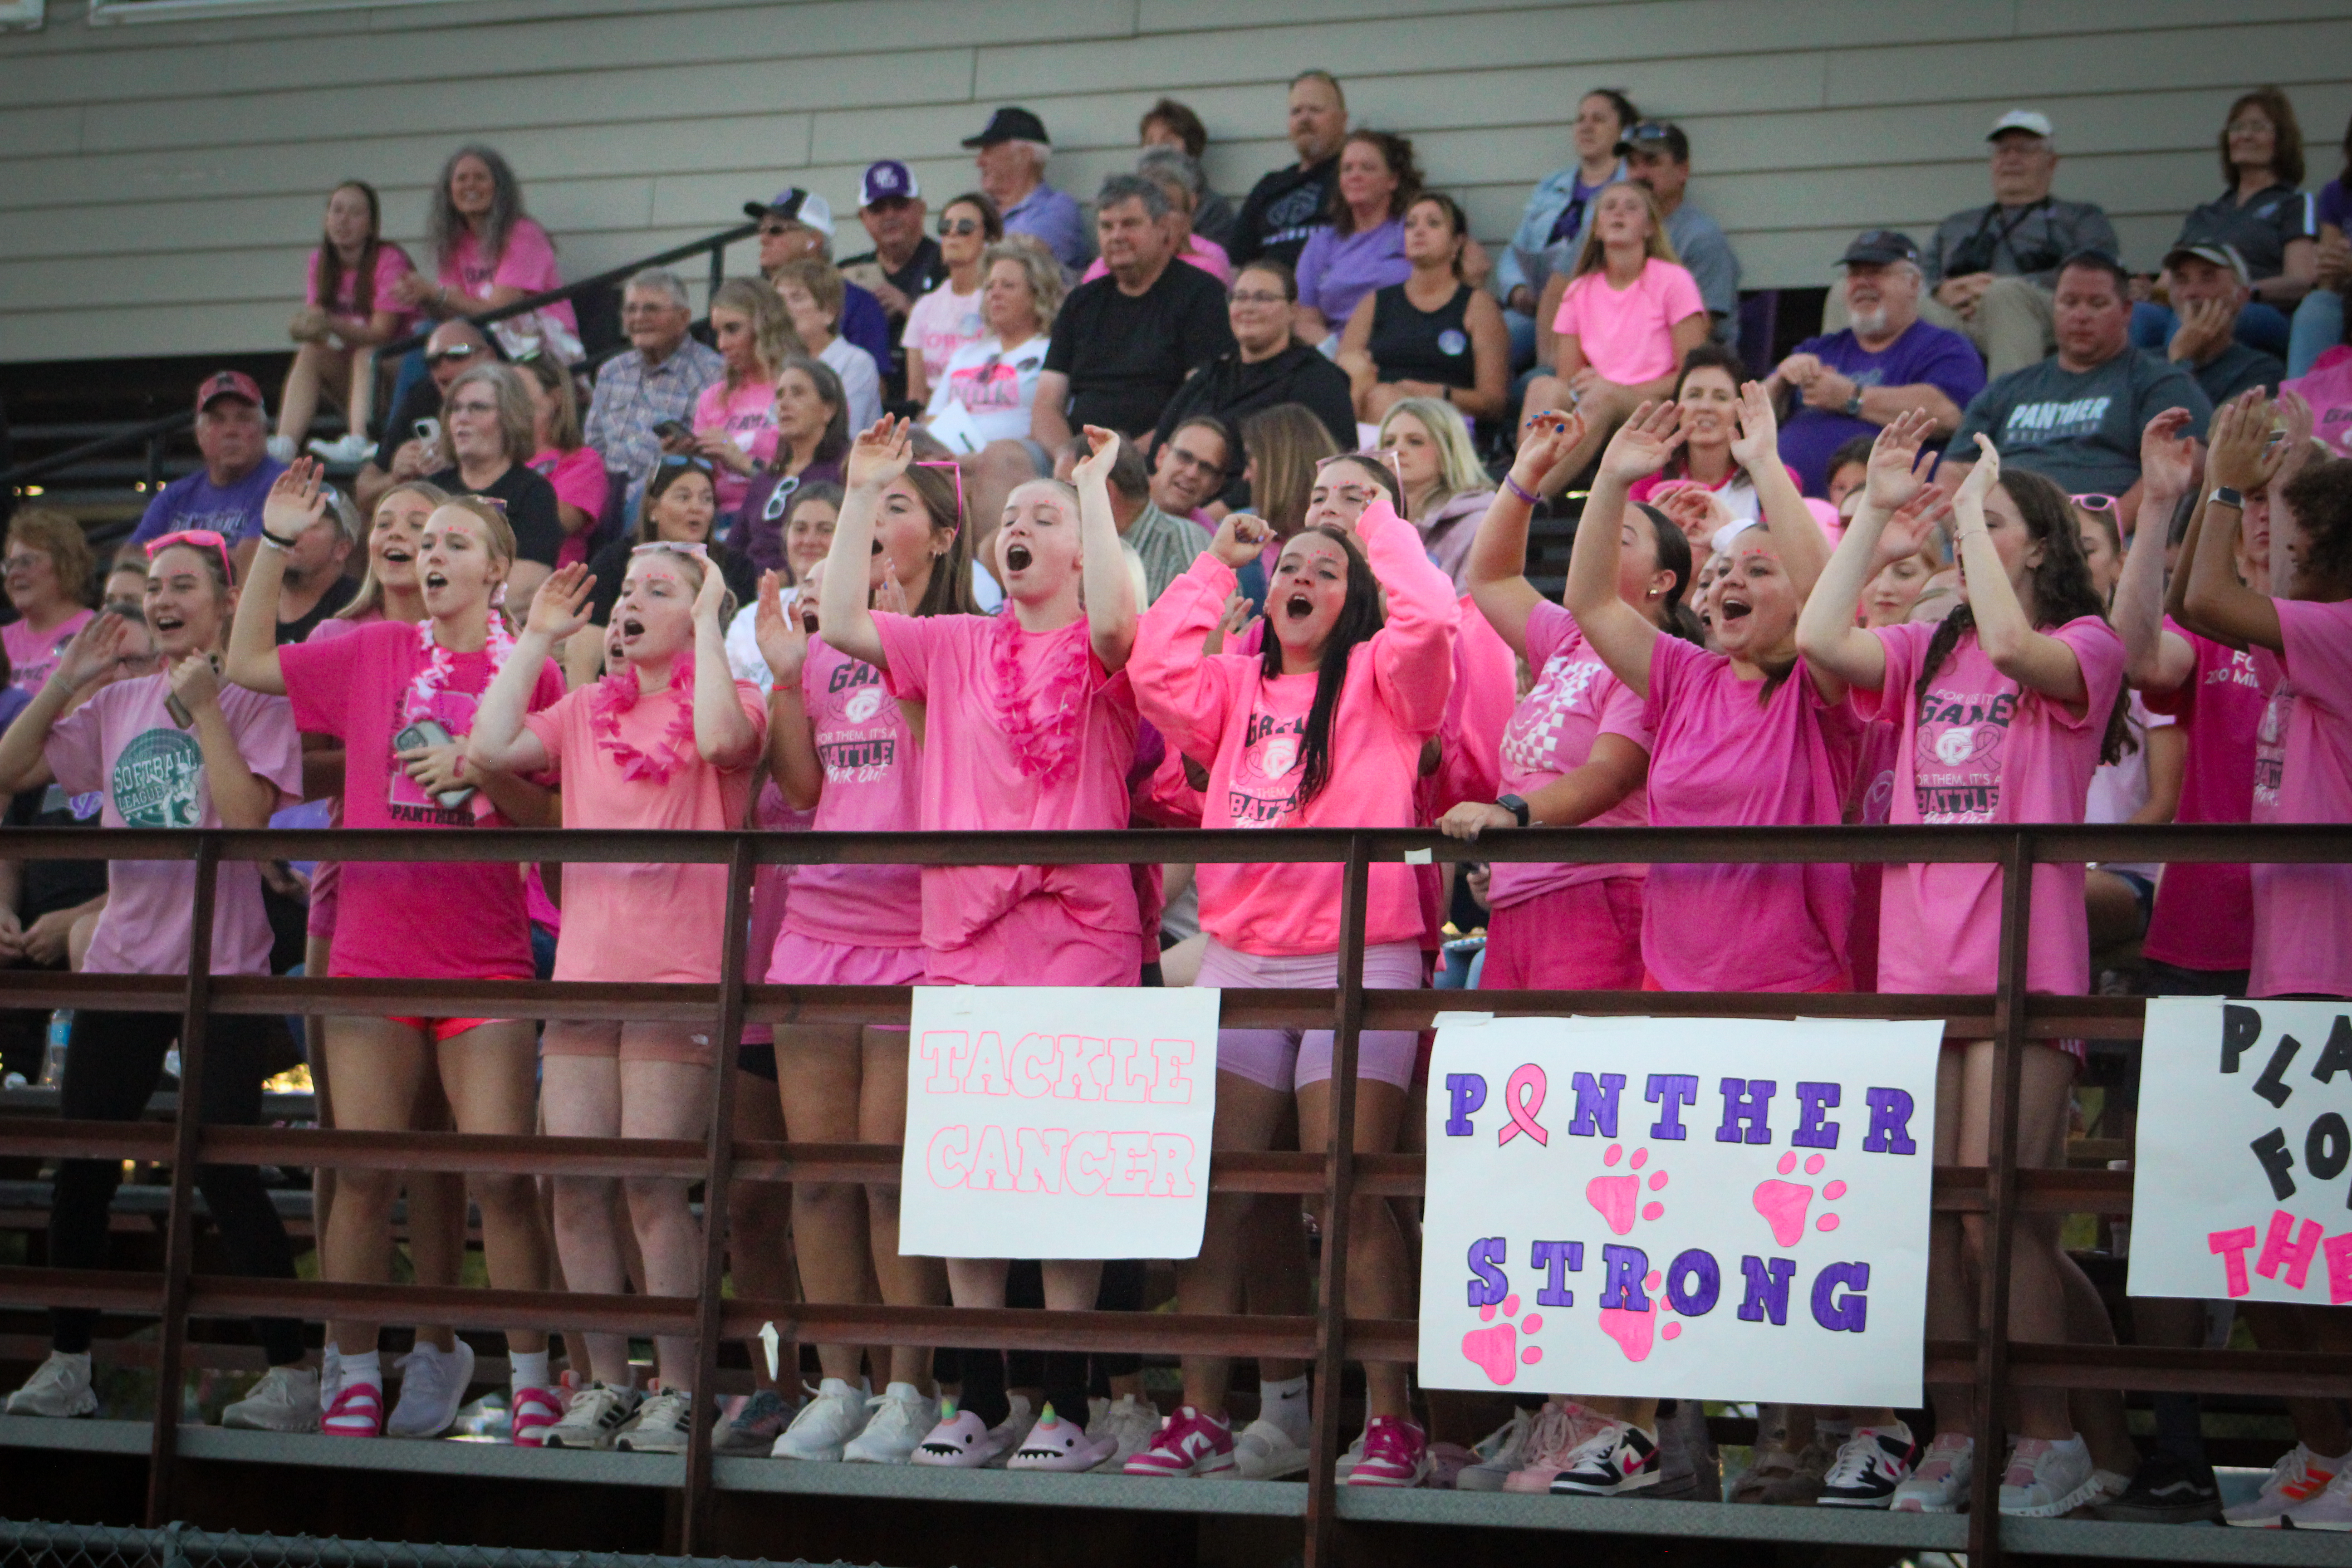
1646,588,1659,598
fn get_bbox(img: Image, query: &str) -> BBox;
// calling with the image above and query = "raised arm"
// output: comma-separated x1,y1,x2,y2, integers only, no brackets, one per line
1129,514,1263,760
817,417,909,672
2116,408,2198,691
227,462,328,695
753,570,824,810
0,615,132,793
1948,437,2090,705
1073,427,1139,671
1465,409,1587,659
1565,401,1686,698
2184,392,2285,654
1360,500,1460,736
468,562,590,776
1798,411,1945,695
1729,379,1830,599
691,563,761,766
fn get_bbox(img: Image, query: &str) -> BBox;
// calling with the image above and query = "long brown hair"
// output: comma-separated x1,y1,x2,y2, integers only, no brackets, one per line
1242,403,1342,539
313,180,387,319
1261,524,1384,808
899,462,979,617
2220,86,2304,188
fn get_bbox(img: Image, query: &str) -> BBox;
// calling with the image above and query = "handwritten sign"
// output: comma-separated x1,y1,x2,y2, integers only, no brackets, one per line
898,986,1221,1259
1418,1014,1942,1407
2129,998,2352,1306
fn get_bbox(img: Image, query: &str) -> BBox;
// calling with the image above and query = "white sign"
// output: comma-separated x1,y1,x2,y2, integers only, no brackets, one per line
1419,1014,1943,1407
2129,997,2352,1306
898,986,1221,1259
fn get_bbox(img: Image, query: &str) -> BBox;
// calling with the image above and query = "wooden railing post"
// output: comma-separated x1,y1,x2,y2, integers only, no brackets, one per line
1303,834,1371,1568
146,833,220,1527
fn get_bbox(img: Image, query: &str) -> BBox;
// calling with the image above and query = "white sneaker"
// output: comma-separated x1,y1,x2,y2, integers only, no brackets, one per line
386,1340,475,1439
843,1382,934,1465
1998,1435,2097,1517
5,1350,97,1417
772,1377,872,1461
616,1387,693,1453
1891,1432,1973,1514
266,435,297,465
1230,1414,1313,1480
1455,1407,1536,1492
2226,1442,2345,1527
2283,1458,2352,1531
540,1381,642,1450
308,433,376,466
1087,1392,1166,1473
221,1365,321,1432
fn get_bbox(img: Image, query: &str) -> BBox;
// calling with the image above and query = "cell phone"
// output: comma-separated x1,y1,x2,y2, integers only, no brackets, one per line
164,693,193,729
413,416,442,447
653,419,696,442
392,719,476,812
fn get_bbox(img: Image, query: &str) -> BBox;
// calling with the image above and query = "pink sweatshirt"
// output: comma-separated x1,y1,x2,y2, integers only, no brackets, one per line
1130,500,1458,956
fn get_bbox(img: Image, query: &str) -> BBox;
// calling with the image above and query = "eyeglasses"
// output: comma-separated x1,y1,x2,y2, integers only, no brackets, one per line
1229,290,1288,306
1163,446,1223,475
2,553,48,573
423,345,479,368
937,217,982,237
448,398,500,417
757,223,797,239
146,528,235,585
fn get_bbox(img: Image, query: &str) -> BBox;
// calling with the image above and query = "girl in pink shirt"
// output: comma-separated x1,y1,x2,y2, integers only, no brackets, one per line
815,417,1139,1472
468,545,766,1450
695,277,793,517
227,469,564,1444
746,455,975,1463
280,181,418,465
1123,452,1455,1489
1799,421,2132,1514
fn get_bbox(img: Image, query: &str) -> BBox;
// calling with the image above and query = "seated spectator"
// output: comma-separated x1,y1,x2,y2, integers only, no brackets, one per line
578,456,757,662
902,192,1002,407
774,258,884,431
1084,149,1232,289
1769,230,1987,494
130,372,287,568
2161,244,2286,404
1338,192,1508,422
2288,110,2349,377
1293,130,1418,344
1620,121,1742,360
1913,111,2121,378
1099,430,1215,603
691,276,797,521
1377,395,1494,586
837,161,949,399
392,144,579,363
1152,260,1355,509
1140,98,1237,245
964,106,1090,272
425,361,565,601
1950,250,2213,510
580,270,725,521
1630,345,1805,520
275,181,417,467
1230,71,1348,270
929,240,1061,446
3,510,96,697
353,318,490,514
2133,88,2317,361
519,356,612,568
1147,414,1233,528
1495,87,1637,367
269,483,361,644
745,188,895,375
734,356,851,574
1031,174,1236,447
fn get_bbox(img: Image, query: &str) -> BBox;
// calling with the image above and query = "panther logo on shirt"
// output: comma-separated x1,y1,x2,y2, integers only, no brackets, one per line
845,686,883,724
1229,706,1307,827
1913,688,2016,822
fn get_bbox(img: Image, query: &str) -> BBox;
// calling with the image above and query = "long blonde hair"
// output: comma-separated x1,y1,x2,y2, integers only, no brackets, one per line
710,276,798,392
1378,397,1486,516
1567,180,1681,283
338,480,450,621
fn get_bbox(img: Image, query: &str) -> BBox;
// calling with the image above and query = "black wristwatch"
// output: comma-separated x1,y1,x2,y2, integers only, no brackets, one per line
1842,390,1865,418
1497,793,1531,828
2209,485,2244,511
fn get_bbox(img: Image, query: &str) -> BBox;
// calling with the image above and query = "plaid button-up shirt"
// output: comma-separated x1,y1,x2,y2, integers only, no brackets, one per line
582,336,726,516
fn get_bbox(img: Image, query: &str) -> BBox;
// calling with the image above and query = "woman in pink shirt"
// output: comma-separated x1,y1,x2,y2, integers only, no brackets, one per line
749,456,975,1465
520,357,610,567
468,546,767,1454
1124,452,1457,1490
1629,345,1804,522
1799,421,2130,1515
392,145,580,363
227,473,565,1444
2,510,96,697
694,277,796,519
279,180,418,466
816,417,1139,1472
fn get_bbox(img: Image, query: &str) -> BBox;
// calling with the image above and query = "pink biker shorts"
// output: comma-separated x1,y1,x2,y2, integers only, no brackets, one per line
1196,938,1426,1093
925,892,1140,989
767,929,926,1032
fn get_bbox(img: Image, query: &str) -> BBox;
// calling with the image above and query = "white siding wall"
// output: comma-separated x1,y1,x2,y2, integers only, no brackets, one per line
1,0,2347,362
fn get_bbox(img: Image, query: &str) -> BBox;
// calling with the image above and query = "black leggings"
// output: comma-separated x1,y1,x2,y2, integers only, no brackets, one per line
51,1009,304,1366
944,1259,1147,1427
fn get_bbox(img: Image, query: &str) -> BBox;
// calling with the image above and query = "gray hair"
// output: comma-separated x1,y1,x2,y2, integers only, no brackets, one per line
1137,146,1206,200
625,267,691,309
1096,172,1172,220
426,143,526,274
1009,138,1052,175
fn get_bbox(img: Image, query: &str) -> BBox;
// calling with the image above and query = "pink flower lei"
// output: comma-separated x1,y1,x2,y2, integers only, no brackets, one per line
989,613,1092,789
589,654,700,784
402,616,517,728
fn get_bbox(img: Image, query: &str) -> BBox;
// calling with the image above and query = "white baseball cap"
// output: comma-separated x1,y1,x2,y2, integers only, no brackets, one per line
1988,109,2053,141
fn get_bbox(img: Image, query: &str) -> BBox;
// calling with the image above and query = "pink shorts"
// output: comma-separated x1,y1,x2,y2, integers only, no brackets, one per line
385,1016,502,1043
926,893,1140,989
768,929,925,1031
542,1018,716,1066
1197,938,1426,1093
1482,877,1645,992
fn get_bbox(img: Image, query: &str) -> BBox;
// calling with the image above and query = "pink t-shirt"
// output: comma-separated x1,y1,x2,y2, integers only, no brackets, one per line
5,610,94,696
521,671,765,985
279,618,564,980
44,674,301,977
1080,235,1235,289
442,218,578,336
693,379,780,515
529,445,610,569
1642,636,1863,991
1857,616,2125,997
1551,258,1706,387
306,241,419,333
2249,598,2352,999
783,637,925,948
872,612,1140,951
2142,622,2273,974
902,284,986,388
1487,599,1655,910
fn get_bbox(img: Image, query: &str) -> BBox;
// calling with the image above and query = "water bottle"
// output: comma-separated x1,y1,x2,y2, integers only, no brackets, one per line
38,1009,71,1088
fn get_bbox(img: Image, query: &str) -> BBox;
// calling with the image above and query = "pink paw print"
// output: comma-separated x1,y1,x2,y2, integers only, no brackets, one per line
1599,1266,1690,1362
1752,1151,1847,1248
1461,1293,1545,1386
1585,1142,1669,1237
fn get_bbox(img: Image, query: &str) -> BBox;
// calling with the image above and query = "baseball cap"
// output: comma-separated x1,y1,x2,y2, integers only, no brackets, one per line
1988,109,2053,140
860,159,919,208
2163,241,2251,285
195,369,263,413
1616,120,1690,163
963,106,1050,149
1839,229,1921,267
742,187,835,239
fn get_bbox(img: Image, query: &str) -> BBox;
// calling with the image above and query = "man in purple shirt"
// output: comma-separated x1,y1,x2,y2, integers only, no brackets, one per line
965,106,1091,274
130,371,288,576
1766,230,1988,494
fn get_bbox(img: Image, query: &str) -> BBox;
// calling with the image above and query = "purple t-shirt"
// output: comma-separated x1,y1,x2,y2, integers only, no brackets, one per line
1778,319,1987,495
2319,177,2348,235
1294,218,1409,329
129,457,289,547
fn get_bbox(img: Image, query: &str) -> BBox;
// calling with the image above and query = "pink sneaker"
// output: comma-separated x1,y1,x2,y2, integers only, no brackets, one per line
510,1383,564,1447
1346,1415,1429,1488
1503,1400,1607,1493
320,1380,383,1438
1123,1406,1236,1477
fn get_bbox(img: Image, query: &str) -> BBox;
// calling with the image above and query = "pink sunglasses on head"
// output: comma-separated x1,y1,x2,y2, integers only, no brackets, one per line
146,528,235,586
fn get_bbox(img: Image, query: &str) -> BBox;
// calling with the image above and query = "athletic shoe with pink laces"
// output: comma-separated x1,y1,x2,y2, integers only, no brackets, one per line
1503,1399,1608,1493
1124,1405,1237,1477
1345,1415,1429,1488
509,1383,564,1447
320,1380,383,1438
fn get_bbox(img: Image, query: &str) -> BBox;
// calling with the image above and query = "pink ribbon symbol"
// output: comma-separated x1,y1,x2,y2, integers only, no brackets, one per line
1496,1063,1549,1147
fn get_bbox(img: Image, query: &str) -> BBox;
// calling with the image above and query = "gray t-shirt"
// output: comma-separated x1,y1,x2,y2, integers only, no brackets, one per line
1666,201,1742,356
1951,348,2213,496
2188,341,2285,407
1924,197,2121,289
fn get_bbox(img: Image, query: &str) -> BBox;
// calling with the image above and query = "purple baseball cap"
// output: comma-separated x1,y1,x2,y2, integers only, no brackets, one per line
860,160,919,208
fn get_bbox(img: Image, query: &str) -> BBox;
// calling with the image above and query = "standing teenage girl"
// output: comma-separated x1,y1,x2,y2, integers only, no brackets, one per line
0,534,312,1430
1798,422,2129,1515
467,546,766,1452
227,480,565,1442
814,416,1140,1471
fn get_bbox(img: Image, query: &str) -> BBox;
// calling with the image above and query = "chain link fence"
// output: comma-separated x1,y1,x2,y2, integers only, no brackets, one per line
0,1521,860,1568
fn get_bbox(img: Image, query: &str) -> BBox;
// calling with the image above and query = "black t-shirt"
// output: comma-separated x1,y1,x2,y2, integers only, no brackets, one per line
6,780,106,921
1043,263,1237,437
841,237,948,399
1230,156,1340,269
274,573,358,647
583,536,759,628
426,463,564,568
2175,184,2317,282
372,378,446,474
1151,344,1357,510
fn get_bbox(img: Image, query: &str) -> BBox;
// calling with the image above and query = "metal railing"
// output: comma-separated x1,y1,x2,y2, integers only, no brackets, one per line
1,822,2348,1568
0,1517,848,1568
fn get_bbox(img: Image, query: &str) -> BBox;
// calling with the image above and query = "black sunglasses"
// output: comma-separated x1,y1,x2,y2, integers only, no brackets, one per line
937,217,982,237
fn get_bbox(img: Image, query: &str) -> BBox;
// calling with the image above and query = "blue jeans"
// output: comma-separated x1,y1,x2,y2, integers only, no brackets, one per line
2131,299,2291,360
2287,288,2346,377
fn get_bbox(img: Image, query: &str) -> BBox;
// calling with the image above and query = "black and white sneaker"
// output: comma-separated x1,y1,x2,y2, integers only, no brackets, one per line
1817,1423,1920,1507
1549,1420,1661,1495
2095,1452,2223,1524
